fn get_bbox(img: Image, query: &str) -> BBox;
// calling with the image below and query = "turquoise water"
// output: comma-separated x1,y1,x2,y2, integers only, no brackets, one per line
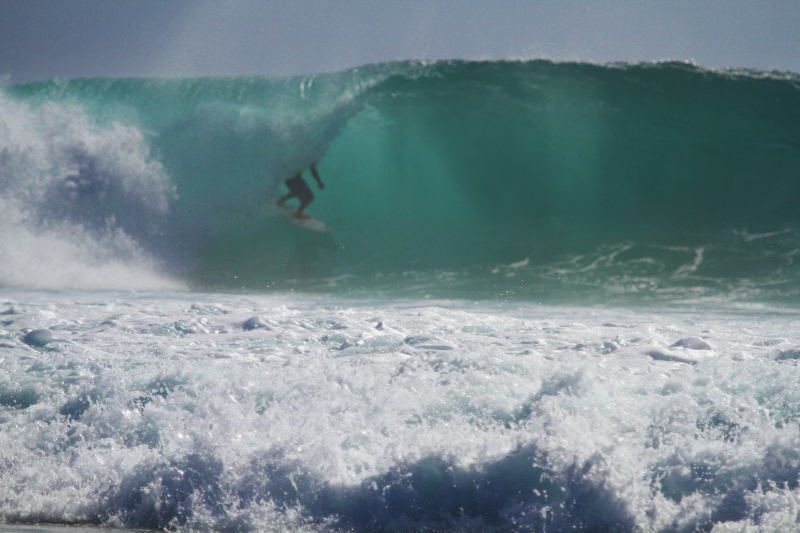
3,60,800,302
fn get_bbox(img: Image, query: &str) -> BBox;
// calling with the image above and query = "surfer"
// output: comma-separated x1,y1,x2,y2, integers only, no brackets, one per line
276,163,325,219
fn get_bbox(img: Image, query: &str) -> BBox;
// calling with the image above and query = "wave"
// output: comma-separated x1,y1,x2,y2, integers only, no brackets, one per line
2,60,800,298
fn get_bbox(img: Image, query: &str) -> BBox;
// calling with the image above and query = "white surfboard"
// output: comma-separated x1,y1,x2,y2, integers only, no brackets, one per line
274,204,331,233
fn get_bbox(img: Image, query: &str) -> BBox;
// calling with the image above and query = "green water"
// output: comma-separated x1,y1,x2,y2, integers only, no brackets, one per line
6,60,800,299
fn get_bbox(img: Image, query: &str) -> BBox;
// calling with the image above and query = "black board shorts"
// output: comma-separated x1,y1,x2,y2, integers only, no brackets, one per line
285,175,313,202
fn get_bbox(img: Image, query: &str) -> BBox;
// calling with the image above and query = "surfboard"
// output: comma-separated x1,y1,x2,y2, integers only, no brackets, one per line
274,204,331,233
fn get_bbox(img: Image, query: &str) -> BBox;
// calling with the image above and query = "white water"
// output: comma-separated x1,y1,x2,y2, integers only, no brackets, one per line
2,291,800,532
0,94,181,291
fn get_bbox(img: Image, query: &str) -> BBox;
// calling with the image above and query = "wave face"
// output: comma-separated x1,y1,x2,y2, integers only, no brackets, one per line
3,61,800,299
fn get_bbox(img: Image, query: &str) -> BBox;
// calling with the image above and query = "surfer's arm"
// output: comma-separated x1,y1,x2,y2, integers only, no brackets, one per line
310,163,324,189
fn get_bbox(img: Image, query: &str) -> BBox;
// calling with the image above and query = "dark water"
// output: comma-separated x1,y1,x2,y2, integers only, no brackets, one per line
3,60,800,302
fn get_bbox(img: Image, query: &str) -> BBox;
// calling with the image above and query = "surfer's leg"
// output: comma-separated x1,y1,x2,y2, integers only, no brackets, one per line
276,192,294,206
293,183,314,219
278,175,305,206
295,197,312,219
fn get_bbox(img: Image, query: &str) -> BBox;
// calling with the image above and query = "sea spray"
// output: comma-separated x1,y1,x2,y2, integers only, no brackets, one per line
0,93,181,290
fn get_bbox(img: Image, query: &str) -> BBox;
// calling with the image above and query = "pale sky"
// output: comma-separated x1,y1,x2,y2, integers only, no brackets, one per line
2,0,799,84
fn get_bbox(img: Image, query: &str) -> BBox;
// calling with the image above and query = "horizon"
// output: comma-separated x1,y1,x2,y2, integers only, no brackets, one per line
2,0,800,84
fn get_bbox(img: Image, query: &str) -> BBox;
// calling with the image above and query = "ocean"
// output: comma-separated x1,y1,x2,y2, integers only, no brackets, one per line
1,60,800,532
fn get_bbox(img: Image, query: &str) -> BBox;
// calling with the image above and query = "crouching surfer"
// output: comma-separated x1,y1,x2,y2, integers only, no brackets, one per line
276,163,324,219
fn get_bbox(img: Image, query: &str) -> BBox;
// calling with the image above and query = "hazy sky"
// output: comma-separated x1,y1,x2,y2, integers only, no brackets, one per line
2,0,799,84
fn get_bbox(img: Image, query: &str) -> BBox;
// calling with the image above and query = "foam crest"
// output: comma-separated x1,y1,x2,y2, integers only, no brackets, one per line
0,92,181,290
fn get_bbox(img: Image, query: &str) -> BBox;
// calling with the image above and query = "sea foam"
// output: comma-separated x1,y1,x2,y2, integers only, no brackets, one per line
1,292,799,531
0,94,181,290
